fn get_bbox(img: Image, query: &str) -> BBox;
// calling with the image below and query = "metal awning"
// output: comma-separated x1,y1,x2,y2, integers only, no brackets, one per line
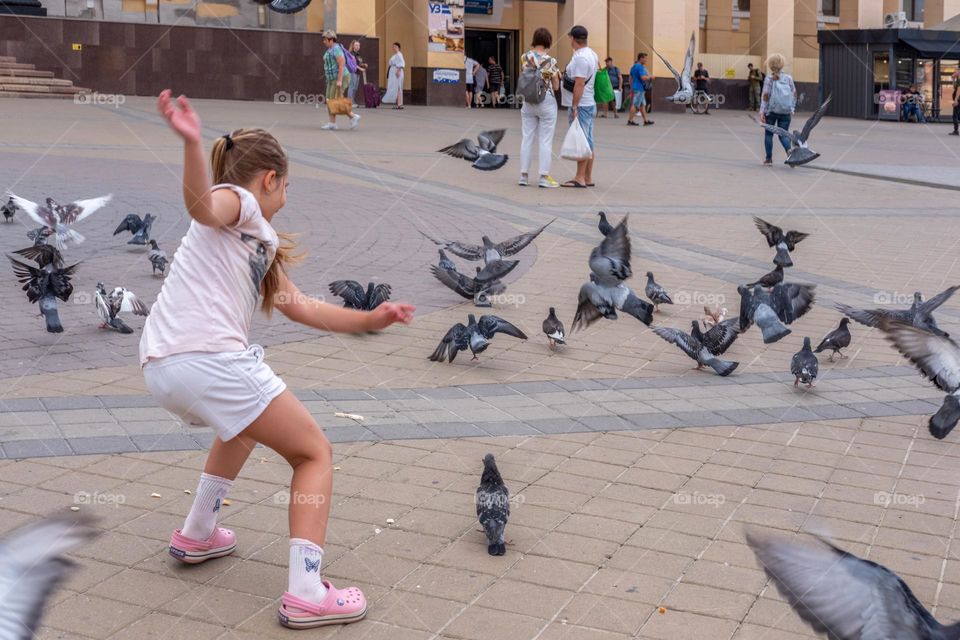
900,33,960,56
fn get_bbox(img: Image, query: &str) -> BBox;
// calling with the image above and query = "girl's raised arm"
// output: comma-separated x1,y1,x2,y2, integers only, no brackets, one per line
157,90,240,227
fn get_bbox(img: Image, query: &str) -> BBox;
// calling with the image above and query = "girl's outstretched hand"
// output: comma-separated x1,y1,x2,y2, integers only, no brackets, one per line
158,89,202,143
369,302,416,331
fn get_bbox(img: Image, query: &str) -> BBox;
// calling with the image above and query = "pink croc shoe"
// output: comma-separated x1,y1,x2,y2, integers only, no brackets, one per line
277,581,367,629
168,527,236,564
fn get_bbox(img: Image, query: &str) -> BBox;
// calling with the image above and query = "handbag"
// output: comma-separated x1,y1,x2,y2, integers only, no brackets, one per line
326,87,352,115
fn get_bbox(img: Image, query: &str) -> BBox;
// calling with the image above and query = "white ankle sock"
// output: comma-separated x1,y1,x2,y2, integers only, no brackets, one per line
182,473,233,540
288,538,328,602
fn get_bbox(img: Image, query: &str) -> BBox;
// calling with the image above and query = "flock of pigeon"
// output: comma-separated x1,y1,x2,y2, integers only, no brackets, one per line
2,194,161,335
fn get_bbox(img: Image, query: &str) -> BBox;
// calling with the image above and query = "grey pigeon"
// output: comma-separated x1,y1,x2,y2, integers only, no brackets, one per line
573,216,653,331
746,264,784,289
438,129,508,171
437,249,456,272
837,286,958,338
96,283,149,333
430,261,518,306
791,337,819,387
760,95,832,166
26,226,53,246
597,211,614,237
428,313,527,363
1,196,16,222
652,325,739,376
9,193,111,249
691,318,740,356
739,283,815,344
773,241,794,268
9,246,78,333
815,317,851,361
148,240,168,276
746,528,960,640
653,32,695,105
421,219,553,264
13,244,63,269
114,213,155,245
328,280,391,311
753,216,809,251
475,454,509,556
644,271,673,311
542,307,565,349
0,514,97,640
881,320,960,440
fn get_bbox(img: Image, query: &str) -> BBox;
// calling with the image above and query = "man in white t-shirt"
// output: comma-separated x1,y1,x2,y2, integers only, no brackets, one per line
561,25,598,188
464,56,479,108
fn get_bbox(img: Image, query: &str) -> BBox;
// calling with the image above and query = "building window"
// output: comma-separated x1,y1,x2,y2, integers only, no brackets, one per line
736,0,750,10
821,0,839,17
904,0,924,22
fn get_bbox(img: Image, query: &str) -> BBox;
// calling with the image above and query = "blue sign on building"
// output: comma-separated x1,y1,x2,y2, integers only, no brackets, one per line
465,0,493,15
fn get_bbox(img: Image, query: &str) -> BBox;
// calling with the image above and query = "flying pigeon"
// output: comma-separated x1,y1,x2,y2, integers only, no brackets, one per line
702,304,727,328
9,193,111,249
542,307,565,349
791,337,819,388
880,320,960,439
746,528,960,640
753,216,809,251
420,219,553,264
597,211,614,237
815,317,851,361
572,216,654,331
652,326,739,376
148,240,168,276
644,272,673,312
8,245,78,333
773,242,794,268
1,196,16,222
95,284,149,333
739,282,816,344
13,244,63,269
836,285,958,338
113,213,155,245
328,280,392,311
437,249,457,272
430,261,518,306
438,129,508,171
746,264,784,289
653,32,695,105
428,313,527,363
476,454,509,556
266,0,311,13
0,514,97,640
690,318,740,356
760,95,832,166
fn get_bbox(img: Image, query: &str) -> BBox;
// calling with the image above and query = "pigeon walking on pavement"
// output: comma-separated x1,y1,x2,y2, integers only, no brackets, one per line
791,337,819,388
815,317,851,361
542,307,566,349
428,314,527,363
836,286,958,338
430,261,518,307
113,213,155,245
880,320,960,440
644,272,673,312
691,318,740,356
597,211,614,237
759,95,833,167
476,454,509,556
438,129,508,171
420,220,553,264
9,193,111,249
148,240,168,276
1,196,16,222
746,528,960,640
328,280,392,311
652,325,739,376
8,245,78,333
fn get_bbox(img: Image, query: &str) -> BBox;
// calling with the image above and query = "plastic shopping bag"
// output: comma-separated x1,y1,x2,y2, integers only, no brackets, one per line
561,117,592,161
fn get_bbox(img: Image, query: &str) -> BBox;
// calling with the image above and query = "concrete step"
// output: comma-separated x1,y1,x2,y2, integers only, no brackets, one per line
0,56,16,63
0,61,37,71
0,83,85,94
0,68,55,78
0,76,73,87
0,91,78,99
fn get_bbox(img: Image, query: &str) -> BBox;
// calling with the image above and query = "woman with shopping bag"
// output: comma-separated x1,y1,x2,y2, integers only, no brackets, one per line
321,31,360,131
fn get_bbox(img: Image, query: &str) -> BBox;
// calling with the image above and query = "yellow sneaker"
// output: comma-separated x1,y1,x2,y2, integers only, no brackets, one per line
538,175,559,189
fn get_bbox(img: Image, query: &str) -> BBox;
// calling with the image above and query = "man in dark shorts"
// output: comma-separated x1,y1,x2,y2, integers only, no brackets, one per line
487,56,503,108
694,62,710,114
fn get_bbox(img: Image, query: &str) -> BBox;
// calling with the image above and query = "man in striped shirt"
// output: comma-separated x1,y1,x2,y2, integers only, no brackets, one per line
487,57,504,108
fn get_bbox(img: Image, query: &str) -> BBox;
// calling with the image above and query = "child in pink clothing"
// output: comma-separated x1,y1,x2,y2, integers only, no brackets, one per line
144,90,415,628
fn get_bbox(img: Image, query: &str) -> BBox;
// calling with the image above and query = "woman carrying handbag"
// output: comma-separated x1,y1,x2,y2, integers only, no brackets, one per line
321,30,360,131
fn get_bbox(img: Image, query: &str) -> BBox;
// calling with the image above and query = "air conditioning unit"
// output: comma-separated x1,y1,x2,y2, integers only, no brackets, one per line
884,11,908,28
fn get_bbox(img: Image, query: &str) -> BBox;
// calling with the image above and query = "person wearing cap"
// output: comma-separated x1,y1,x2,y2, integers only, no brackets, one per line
560,24,599,188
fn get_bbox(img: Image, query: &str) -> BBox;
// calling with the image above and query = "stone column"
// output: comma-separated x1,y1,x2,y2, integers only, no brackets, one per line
324,0,376,35
839,0,885,28
705,0,733,54
749,0,794,69
633,0,700,77
794,0,818,59
557,0,609,69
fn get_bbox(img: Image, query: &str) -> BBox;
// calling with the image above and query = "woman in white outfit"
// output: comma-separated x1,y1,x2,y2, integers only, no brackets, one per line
383,42,405,110
519,28,561,188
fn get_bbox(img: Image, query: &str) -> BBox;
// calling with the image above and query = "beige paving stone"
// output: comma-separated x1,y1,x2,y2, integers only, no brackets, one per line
639,608,740,640
443,605,545,640
44,594,149,639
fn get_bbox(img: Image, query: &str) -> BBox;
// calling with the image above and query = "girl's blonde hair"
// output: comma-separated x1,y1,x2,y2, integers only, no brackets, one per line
766,53,785,74
210,128,303,316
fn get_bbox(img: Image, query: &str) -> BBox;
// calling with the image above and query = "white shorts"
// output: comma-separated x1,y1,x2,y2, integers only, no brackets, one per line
143,344,287,442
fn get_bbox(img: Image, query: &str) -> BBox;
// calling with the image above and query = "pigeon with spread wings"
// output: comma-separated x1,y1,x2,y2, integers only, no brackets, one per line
9,193,111,249
9,245,78,333
328,280,392,311
113,213,155,246
653,32,695,105
753,216,809,251
652,325,739,376
430,261,518,306
691,318,740,356
836,285,958,338
420,219,553,264
428,313,527,363
438,129,508,171
760,95,832,167
739,283,816,344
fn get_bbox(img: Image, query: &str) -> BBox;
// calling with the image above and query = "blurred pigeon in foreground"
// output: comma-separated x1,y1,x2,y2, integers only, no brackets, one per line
597,211,614,237
26,227,53,247
644,272,673,312
791,337,819,388
881,320,960,440
815,317,851,361
760,95,832,167
420,219,553,264
702,305,726,328
437,249,457,272
266,0,311,14
428,314,526,363
476,454,509,556
653,326,739,376
836,285,958,338
328,280,391,311
113,213,155,246
438,129,508,171
0,514,97,640
9,246,78,333
9,193,111,249
542,307,565,349
746,528,960,640
691,318,740,356
148,240,168,276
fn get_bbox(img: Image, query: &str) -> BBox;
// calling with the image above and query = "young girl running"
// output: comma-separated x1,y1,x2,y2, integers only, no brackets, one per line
142,90,415,628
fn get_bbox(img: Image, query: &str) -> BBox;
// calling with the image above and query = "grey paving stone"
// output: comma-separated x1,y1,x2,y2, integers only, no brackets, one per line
367,388,421,400
315,389,374,401
457,384,519,397
292,389,320,400
3,438,73,458
132,434,204,452
67,436,138,455
40,396,104,411
324,425,379,443
99,395,162,409
553,379,612,391
669,411,734,428
846,402,909,417
476,421,540,436
0,398,44,412
809,404,867,420
716,408,775,425
525,418,590,434
761,406,824,423
415,387,472,400
421,422,487,438
574,415,636,431
368,423,438,440
506,381,565,394
891,399,943,414
193,433,218,449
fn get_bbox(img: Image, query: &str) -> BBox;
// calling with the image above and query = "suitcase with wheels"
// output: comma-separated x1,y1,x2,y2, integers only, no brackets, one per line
363,83,380,108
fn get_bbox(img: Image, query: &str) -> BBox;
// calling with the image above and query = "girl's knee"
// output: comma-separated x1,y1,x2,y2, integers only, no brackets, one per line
295,424,332,467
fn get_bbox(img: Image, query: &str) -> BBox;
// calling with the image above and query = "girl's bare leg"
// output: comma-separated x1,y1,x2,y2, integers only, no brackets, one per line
203,433,257,480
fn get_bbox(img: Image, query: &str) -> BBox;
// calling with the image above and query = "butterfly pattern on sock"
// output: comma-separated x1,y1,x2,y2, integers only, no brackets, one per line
304,557,321,573
212,498,222,513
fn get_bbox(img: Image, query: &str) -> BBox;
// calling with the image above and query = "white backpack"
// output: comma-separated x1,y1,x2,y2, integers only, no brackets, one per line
768,73,795,114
